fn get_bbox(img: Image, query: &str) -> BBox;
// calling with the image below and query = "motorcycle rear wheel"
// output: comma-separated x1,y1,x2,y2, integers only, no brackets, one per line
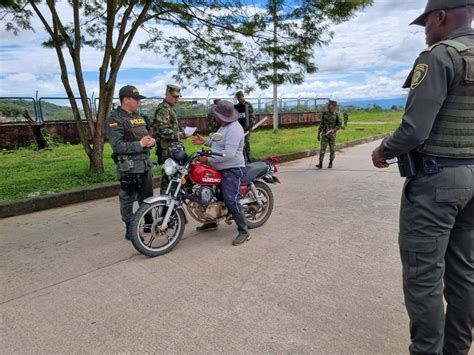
130,201,185,257
243,181,274,229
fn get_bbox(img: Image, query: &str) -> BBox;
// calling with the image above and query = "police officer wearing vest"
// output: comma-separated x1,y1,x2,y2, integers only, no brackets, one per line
372,1,474,354
153,84,183,193
317,100,341,169
105,85,155,240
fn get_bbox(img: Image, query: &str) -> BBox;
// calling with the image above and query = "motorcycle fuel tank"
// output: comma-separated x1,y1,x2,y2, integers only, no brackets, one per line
189,163,222,186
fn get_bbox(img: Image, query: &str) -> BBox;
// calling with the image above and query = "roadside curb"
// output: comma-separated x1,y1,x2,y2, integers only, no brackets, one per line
0,134,388,218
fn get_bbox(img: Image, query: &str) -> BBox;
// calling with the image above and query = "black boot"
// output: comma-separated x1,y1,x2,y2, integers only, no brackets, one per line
143,212,153,233
196,222,218,231
125,222,131,240
232,213,250,246
316,161,323,169
328,160,333,169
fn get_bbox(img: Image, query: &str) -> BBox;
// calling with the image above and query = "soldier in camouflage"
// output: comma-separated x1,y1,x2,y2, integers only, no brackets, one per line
152,84,182,193
105,85,155,240
316,100,341,169
207,99,221,133
343,110,349,127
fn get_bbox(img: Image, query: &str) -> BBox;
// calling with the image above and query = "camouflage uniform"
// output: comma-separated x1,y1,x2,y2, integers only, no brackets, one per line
153,100,181,163
105,107,153,227
318,110,341,164
343,111,349,127
152,85,182,193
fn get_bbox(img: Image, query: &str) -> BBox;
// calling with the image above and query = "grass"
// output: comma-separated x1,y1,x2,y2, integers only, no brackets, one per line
1,112,402,201
346,110,403,122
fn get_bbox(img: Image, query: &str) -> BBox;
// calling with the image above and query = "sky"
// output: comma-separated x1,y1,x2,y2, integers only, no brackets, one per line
0,0,428,103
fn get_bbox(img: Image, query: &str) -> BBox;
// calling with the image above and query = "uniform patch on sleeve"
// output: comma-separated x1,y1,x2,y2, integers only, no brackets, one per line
410,64,428,90
108,122,119,128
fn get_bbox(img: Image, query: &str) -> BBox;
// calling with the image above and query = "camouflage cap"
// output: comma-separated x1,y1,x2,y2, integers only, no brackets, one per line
166,84,182,97
328,100,337,106
119,85,146,100
235,89,245,96
411,0,474,26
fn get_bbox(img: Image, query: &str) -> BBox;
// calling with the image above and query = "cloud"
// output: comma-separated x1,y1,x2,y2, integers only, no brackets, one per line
0,0,429,102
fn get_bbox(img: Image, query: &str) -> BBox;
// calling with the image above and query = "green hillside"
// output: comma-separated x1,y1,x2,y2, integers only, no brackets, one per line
0,99,85,122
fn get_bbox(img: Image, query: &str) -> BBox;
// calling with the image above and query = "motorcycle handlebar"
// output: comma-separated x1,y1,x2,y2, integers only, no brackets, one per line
197,150,226,158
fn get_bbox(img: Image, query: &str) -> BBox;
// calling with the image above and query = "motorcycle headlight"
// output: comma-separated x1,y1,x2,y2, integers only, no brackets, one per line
163,158,178,176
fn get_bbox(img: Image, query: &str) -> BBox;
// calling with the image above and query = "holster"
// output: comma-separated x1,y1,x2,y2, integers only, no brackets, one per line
396,151,472,177
117,155,134,172
397,152,417,178
119,174,141,195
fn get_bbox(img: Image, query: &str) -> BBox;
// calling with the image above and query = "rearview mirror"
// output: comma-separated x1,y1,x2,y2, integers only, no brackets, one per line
209,132,223,142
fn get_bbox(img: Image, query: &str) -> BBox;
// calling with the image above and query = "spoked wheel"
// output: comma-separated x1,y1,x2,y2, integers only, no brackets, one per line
130,201,185,257
243,181,274,229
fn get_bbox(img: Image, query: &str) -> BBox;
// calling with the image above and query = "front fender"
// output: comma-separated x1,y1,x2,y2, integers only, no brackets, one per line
142,195,188,224
143,195,173,204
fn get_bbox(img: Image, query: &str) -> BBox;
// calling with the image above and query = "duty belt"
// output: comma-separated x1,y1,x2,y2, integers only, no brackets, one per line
118,153,149,161
414,153,474,175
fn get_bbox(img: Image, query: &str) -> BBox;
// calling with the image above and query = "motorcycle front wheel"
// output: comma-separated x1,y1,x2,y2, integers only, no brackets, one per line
130,201,186,257
243,181,274,229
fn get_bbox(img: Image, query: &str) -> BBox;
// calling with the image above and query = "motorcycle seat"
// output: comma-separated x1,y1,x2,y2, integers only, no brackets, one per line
242,161,268,185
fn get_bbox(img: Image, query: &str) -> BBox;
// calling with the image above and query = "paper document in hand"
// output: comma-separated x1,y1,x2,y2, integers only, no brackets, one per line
184,126,197,136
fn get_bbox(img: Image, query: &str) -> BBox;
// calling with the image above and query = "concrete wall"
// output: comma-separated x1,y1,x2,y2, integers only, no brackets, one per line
0,121,93,148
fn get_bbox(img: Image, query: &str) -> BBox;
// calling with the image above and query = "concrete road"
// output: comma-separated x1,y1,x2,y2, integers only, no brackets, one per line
0,140,428,353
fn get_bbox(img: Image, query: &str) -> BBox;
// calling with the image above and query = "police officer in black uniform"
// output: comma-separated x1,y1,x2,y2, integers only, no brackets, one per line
105,85,156,240
372,1,474,354
234,90,256,162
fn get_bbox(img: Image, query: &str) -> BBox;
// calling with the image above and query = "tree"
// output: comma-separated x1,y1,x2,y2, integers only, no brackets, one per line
0,0,257,172
163,0,373,130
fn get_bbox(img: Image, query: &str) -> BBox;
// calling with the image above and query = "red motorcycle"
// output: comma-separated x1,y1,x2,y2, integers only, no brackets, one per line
130,141,279,257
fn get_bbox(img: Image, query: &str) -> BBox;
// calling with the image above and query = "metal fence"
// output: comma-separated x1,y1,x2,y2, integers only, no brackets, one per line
0,96,330,123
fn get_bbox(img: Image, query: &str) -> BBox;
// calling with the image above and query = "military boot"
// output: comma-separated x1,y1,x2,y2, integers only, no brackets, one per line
196,222,218,231
316,161,323,169
232,213,250,246
328,160,333,169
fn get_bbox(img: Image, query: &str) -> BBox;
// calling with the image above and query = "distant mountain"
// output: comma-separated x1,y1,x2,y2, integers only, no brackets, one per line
339,97,407,109
0,99,80,122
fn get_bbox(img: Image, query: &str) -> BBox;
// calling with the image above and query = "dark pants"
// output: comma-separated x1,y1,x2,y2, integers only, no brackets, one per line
244,134,251,163
399,165,474,355
119,170,153,224
160,173,170,195
220,167,246,215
